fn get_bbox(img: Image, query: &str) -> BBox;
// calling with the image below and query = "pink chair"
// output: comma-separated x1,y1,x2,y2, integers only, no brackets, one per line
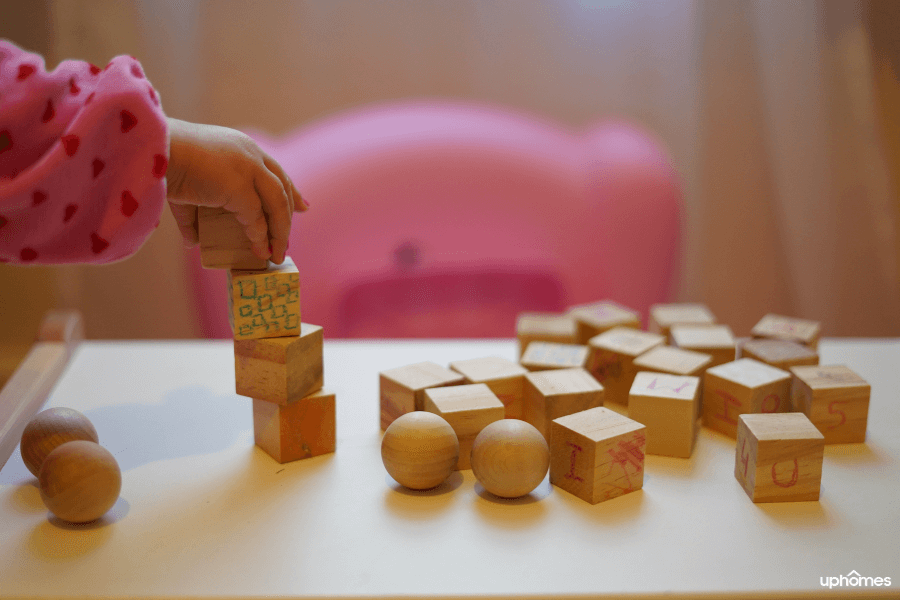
190,100,682,339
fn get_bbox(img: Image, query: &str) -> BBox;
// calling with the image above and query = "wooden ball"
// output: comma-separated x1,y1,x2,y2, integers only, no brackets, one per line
21,407,99,477
471,419,550,498
38,440,122,523
381,411,459,490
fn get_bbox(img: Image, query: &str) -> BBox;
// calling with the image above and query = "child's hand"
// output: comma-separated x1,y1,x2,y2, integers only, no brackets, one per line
164,118,307,264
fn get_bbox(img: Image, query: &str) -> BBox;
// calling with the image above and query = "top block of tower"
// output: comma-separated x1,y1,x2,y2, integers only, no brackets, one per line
228,257,301,340
568,300,641,344
198,206,268,270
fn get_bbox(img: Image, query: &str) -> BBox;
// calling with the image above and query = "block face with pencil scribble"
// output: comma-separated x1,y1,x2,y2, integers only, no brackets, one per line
228,257,301,340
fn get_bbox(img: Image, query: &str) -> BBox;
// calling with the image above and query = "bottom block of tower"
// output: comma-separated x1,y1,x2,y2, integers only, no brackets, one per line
253,390,336,464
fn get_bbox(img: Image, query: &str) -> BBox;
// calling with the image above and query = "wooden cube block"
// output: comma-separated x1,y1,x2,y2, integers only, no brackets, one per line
649,303,716,340
516,312,578,357
790,365,870,444
568,300,641,344
379,362,466,430
586,327,665,405
549,407,646,504
235,323,323,404
523,368,604,440
741,339,819,370
628,372,700,458
735,413,824,502
449,357,529,419
633,345,713,377
198,206,268,270
228,257,301,340
670,324,736,369
520,342,589,371
253,389,336,464
423,383,505,470
703,358,792,438
751,313,821,349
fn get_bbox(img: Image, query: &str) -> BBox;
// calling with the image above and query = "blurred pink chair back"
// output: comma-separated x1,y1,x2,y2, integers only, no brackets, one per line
190,101,682,338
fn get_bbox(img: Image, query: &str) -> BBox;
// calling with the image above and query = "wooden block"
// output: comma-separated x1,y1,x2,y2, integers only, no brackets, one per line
703,358,792,438
670,324,736,369
586,327,665,405
549,407,646,505
633,345,713,377
649,303,716,340
523,368,604,441
228,257,301,340
516,312,578,357
235,323,323,404
423,384,505,470
628,372,700,458
520,342,589,371
253,389,336,464
568,300,641,344
790,365,870,444
735,413,824,502
741,339,819,370
379,362,466,430
449,357,529,419
751,313,822,349
198,206,268,270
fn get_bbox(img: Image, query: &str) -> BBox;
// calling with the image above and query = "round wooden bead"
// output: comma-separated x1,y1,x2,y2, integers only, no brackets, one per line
38,440,122,524
21,407,99,477
471,419,550,498
381,411,459,490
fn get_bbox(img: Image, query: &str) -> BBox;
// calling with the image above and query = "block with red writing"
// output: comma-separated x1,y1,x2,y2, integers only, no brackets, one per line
520,341,589,372
649,303,716,341
670,324,736,369
523,368,604,441
790,365,870,444
703,358,791,438
628,372,700,458
516,312,578,358
751,313,821,349
740,338,819,371
549,407,646,505
449,357,529,419
735,413,824,502
586,327,665,405
379,362,466,430
568,300,641,344
253,389,336,464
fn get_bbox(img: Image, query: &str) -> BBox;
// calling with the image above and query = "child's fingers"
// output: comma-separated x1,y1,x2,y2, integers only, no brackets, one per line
261,153,295,215
167,202,200,247
291,179,308,211
253,168,292,264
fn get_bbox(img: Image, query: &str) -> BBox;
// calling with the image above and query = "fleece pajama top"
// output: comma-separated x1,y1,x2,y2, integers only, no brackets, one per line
0,40,168,264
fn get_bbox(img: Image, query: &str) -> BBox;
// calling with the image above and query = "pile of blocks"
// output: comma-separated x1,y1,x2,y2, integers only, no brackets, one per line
198,207,335,464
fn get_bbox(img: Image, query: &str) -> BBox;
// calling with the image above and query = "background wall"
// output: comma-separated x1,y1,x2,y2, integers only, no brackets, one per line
1,0,898,381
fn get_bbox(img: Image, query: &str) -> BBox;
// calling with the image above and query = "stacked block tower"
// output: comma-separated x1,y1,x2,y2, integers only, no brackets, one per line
198,207,335,463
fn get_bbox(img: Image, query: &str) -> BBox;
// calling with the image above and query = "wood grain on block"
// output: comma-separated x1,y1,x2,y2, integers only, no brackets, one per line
628,372,700,458
523,368,604,441
649,303,716,340
741,339,819,370
633,345,713,377
198,206,268,270
379,362,466,430
549,407,646,505
751,314,821,349
253,389,336,464
516,312,578,358
586,327,665,405
790,365,870,444
520,341,588,372
703,358,792,438
423,384,505,470
235,323,323,404
568,300,641,344
449,357,528,420
735,413,824,503
228,257,300,340
670,324,736,369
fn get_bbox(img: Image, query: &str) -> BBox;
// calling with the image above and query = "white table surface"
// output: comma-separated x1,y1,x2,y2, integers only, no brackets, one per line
1,338,898,599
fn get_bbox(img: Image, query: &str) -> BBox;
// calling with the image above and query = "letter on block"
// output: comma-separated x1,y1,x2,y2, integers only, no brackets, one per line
235,323,323,404
423,384,505,470
703,358,791,438
520,342,589,372
633,345,713,377
253,389,336,464
523,368,604,441
449,357,529,420
550,407,646,504
670,324,736,369
790,365,870,444
516,312,578,357
741,339,819,371
379,362,466,430
735,413,824,502
568,300,641,344
628,372,700,458
198,206,268,270
586,327,665,405
751,313,821,349
648,303,716,340
228,257,301,340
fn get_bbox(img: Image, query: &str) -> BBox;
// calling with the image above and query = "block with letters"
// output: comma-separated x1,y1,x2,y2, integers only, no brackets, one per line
516,312,578,357
649,303,716,340
523,368,604,440
670,324,736,369
628,372,700,458
790,365,870,444
751,314,821,349
586,327,665,405
741,338,819,371
253,389,335,464
379,362,466,430
234,323,323,404
449,357,529,419
568,300,641,344
702,358,791,438
228,257,301,340
520,342,589,372
423,384,505,470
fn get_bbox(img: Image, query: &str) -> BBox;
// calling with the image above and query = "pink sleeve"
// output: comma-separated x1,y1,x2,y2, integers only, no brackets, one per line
0,40,168,265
